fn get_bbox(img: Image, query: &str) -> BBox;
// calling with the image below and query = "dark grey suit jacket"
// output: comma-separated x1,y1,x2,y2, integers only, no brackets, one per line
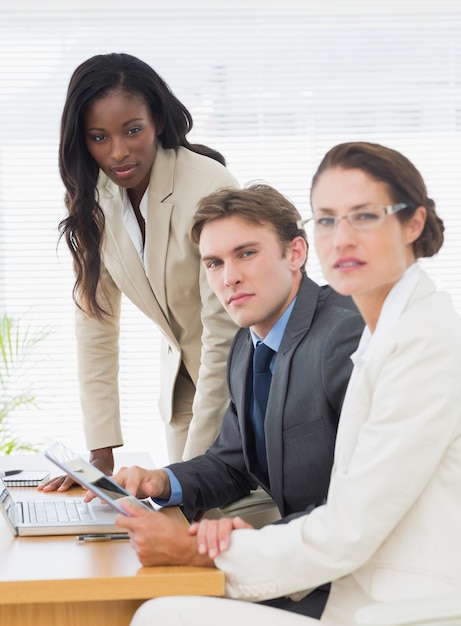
169,275,364,522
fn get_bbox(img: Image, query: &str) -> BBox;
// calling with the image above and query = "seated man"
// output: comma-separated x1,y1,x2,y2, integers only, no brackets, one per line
98,184,363,618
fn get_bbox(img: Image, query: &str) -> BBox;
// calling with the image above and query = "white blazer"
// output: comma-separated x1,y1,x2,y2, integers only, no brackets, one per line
76,145,239,459
216,271,461,625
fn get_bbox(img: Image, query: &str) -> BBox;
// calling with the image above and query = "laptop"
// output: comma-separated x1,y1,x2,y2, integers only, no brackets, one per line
0,475,121,536
0,441,151,537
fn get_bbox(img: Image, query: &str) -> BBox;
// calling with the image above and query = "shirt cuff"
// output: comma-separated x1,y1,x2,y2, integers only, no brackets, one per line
151,467,183,506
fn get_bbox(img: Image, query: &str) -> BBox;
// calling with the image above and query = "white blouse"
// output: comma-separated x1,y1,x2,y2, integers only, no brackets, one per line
121,187,149,265
351,262,421,370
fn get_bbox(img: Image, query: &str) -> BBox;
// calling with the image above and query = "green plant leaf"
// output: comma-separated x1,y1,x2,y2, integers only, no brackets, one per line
0,312,51,454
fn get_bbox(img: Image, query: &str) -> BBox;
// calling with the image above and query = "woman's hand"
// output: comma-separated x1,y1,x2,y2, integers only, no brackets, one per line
189,516,254,559
38,446,115,492
37,473,76,492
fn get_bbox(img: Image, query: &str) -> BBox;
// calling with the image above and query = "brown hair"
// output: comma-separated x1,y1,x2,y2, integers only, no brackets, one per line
191,183,308,273
310,141,444,258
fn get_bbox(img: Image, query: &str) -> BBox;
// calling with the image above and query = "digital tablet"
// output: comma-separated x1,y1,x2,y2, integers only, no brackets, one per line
45,441,151,515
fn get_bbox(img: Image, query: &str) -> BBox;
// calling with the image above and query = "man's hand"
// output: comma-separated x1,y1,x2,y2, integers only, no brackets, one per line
38,447,115,493
114,466,172,500
189,516,254,559
84,466,172,503
116,499,214,568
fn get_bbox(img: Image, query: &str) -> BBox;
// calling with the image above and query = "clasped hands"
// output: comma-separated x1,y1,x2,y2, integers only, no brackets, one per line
84,464,254,566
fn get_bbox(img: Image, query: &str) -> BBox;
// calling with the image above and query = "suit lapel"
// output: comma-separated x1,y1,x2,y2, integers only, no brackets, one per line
98,175,146,282
334,270,435,471
143,147,176,316
231,333,259,473
97,159,177,344
265,276,321,500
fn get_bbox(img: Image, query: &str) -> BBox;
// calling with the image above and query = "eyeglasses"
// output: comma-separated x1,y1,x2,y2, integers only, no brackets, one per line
297,203,409,235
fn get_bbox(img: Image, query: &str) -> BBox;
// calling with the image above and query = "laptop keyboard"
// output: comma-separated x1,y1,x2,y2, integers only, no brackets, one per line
23,499,94,524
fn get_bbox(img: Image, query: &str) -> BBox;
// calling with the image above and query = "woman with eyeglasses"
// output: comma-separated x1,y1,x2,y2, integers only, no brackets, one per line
128,142,461,626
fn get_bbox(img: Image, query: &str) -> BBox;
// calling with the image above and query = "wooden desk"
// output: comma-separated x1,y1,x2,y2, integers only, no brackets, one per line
0,453,224,626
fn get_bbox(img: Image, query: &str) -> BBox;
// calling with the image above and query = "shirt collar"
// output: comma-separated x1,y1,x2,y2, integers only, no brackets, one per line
250,296,297,352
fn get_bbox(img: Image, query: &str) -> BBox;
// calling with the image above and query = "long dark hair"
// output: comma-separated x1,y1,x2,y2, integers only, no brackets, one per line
59,52,225,318
310,141,444,259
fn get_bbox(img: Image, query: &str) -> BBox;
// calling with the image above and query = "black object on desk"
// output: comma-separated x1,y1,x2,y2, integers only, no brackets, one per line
0,469,50,486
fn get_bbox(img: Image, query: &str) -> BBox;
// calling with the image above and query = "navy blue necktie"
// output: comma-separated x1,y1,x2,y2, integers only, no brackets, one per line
252,341,274,477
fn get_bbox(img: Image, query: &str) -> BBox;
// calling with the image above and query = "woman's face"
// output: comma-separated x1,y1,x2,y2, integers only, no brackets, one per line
84,89,160,201
311,166,424,328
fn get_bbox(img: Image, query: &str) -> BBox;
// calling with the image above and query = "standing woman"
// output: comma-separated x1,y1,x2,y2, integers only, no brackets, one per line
49,53,238,488
128,142,461,625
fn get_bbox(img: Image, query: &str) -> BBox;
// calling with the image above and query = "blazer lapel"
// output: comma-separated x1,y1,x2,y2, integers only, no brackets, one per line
231,333,260,474
334,270,436,471
143,146,176,317
265,276,321,500
98,175,146,284
98,170,176,344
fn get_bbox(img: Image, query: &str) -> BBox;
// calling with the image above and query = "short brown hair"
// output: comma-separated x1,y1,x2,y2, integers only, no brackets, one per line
311,142,444,259
191,183,308,272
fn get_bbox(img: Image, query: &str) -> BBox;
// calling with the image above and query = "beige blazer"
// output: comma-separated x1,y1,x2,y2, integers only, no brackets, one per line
216,271,461,624
76,145,239,460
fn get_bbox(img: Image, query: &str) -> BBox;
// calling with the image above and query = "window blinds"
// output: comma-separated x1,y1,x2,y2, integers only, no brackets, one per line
1,0,460,463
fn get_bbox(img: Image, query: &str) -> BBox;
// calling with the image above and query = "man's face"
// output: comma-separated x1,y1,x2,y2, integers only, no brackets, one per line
199,215,305,338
